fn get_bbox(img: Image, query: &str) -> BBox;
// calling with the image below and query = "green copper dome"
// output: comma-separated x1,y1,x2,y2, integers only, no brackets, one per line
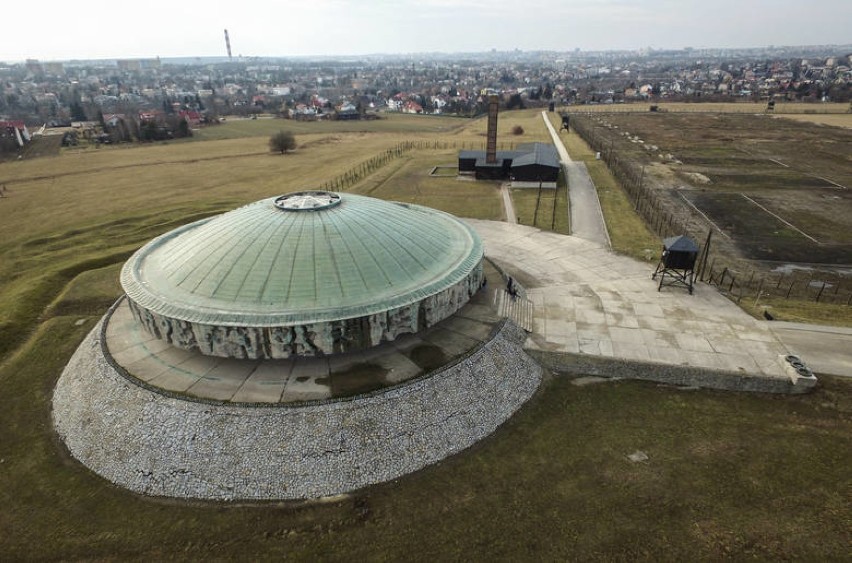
120,192,483,326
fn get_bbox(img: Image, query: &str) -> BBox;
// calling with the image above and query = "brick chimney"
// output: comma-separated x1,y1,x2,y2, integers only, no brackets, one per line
485,95,499,164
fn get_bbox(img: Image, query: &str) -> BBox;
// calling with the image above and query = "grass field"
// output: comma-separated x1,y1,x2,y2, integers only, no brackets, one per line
190,108,554,146
576,112,852,265
562,101,851,115
193,113,471,141
349,147,504,220
775,113,852,129
511,176,570,234
1,306,849,559
1,109,850,559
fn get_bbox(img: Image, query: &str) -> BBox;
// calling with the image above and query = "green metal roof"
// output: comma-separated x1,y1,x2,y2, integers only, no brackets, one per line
121,193,483,326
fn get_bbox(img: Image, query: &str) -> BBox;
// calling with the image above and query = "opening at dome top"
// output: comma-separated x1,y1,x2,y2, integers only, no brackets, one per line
274,190,342,211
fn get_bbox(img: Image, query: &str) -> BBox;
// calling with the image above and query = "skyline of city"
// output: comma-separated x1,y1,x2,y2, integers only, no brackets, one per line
5,0,852,62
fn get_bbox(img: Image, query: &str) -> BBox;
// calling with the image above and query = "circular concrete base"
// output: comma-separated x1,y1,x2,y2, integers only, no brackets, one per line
52,314,541,501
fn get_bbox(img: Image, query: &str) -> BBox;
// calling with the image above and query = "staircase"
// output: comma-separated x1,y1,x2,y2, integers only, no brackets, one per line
493,289,535,332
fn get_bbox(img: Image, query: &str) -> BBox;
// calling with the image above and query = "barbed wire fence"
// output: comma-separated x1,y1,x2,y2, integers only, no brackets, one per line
569,113,852,307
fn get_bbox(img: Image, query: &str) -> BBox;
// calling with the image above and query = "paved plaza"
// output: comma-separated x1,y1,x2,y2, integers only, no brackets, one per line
105,218,834,400
468,220,794,380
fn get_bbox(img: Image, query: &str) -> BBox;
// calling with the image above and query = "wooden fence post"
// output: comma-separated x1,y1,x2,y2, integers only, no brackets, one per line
753,278,765,306
816,282,826,302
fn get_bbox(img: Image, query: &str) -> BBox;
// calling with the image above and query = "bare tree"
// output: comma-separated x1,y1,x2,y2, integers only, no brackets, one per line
269,130,296,154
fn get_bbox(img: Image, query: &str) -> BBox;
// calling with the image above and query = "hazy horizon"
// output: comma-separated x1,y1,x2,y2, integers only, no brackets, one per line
5,0,852,63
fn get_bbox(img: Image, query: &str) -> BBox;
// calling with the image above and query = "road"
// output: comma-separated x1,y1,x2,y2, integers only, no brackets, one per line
767,322,852,377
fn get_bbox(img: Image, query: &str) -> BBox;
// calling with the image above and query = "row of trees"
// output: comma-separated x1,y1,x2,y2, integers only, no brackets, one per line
100,113,193,144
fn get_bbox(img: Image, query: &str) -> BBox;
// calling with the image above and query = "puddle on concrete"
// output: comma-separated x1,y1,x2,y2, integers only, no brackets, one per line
408,345,448,372
329,363,389,397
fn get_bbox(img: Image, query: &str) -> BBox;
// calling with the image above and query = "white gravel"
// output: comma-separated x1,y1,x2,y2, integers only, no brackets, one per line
52,317,542,501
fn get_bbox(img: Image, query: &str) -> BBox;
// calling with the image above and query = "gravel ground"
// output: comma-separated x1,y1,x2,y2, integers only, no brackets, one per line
52,318,542,501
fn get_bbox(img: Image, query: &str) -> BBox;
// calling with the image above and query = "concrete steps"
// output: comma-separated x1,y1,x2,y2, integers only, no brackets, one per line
493,289,535,332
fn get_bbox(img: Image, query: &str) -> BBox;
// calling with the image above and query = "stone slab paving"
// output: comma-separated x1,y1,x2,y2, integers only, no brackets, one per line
467,219,792,380
232,362,292,403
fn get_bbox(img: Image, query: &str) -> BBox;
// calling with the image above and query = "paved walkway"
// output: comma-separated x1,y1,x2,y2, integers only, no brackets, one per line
766,322,852,377
500,183,517,224
468,219,793,379
542,111,611,248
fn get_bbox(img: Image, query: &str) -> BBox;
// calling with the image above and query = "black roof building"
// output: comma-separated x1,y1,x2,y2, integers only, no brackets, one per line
459,143,560,184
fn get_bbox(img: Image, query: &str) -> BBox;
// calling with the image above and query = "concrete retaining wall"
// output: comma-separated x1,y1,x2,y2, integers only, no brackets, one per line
52,317,541,501
528,350,816,394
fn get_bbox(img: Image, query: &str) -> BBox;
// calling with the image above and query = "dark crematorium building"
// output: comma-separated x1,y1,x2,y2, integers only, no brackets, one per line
458,142,560,186
458,95,560,187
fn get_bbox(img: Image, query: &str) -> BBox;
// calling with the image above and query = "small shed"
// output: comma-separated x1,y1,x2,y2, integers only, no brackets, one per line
459,149,522,177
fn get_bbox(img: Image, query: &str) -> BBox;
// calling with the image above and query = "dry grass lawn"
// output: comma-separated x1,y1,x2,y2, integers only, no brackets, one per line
193,112,470,141
349,147,503,220
0,110,850,560
560,101,850,114
773,113,852,129
2,133,419,244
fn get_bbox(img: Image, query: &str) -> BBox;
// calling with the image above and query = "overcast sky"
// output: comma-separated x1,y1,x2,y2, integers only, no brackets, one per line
3,0,851,62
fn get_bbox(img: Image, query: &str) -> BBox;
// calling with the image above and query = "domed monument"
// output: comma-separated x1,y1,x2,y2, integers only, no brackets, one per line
121,191,484,359
52,191,541,501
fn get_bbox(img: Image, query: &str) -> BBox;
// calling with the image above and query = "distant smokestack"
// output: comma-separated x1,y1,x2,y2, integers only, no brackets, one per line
224,29,232,59
486,95,499,164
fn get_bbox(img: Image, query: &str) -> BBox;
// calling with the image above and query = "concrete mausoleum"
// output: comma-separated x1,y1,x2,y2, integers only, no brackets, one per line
52,191,542,501
121,191,484,359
